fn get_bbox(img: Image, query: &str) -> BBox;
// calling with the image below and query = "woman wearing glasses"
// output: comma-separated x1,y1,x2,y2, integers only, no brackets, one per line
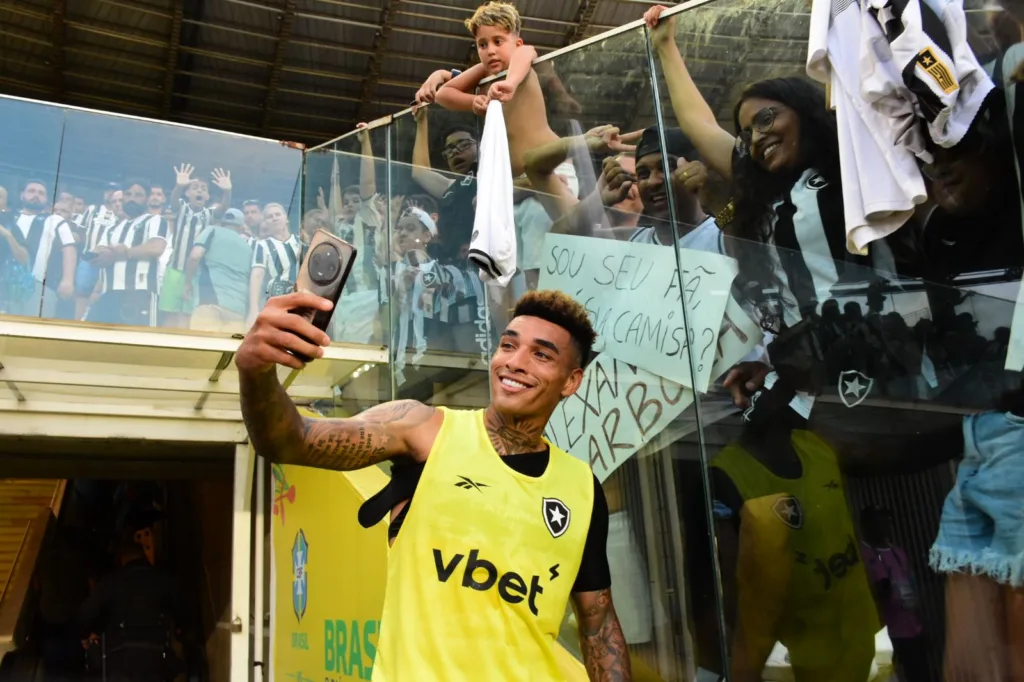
644,6,895,682
644,5,897,327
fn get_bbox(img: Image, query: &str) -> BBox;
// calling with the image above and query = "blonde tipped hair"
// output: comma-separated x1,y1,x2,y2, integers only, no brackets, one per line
465,1,521,36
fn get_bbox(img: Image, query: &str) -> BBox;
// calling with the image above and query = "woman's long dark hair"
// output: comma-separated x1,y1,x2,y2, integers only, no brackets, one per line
727,77,840,298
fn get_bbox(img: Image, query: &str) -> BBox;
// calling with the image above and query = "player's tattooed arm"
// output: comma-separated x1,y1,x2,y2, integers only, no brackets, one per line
300,400,437,469
240,368,437,470
572,588,632,682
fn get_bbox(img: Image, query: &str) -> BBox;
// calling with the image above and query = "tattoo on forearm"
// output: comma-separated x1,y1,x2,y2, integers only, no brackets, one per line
240,369,308,465
300,400,433,470
484,408,546,456
576,589,631,682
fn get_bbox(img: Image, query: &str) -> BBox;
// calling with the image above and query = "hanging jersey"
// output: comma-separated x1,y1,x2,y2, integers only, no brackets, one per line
868,0,993,149
373,408,593,682
468,101,516,286
806,0,928,254
710,430,879,676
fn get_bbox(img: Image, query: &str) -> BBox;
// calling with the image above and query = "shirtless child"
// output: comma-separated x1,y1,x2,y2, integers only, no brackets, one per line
416,1,579,278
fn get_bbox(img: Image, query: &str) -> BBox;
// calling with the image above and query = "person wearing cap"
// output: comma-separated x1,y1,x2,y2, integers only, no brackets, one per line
183,207,253,334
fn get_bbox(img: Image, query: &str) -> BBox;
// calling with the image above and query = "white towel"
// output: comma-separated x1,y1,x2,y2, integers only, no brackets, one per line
468,100,517,287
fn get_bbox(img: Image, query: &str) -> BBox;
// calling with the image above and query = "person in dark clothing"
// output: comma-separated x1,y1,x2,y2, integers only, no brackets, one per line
78,538,186,682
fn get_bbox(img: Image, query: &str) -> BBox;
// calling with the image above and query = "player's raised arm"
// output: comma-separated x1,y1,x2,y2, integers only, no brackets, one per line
235,291,440,469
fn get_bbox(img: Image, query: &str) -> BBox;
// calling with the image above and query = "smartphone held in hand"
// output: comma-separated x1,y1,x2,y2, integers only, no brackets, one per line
289,229,357,361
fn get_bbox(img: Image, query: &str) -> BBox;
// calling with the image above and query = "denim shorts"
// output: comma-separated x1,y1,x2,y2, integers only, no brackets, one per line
74,259,100,297
930,411,1024,587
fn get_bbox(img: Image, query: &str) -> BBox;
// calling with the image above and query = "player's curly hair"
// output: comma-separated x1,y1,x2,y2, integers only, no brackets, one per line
465,1,521,36
512,290,596,369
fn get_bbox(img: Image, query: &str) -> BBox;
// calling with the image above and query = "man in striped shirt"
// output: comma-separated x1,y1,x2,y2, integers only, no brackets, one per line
88,180,168,327
74,184,122,320
11,180,77,319
247,202,301,328
159,163,232,328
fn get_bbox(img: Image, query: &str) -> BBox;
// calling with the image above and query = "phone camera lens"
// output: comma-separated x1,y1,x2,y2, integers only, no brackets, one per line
308,243,341,286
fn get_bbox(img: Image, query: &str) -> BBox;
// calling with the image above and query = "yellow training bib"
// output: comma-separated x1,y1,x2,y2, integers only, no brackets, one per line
711,430,879,678
373,408,594,682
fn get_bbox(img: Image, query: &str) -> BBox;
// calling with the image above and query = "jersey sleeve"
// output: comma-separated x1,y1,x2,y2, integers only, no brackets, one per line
195,226,214,248
252,240,268,269
54,218,76,247
147,216,169,242
571,474,611,594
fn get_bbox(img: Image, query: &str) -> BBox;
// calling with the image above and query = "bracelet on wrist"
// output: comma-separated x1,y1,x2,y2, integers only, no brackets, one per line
715,200,735,226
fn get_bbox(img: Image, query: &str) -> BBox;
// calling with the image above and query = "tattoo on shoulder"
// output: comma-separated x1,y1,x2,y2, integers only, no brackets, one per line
576,589,631,682
300,401,435,470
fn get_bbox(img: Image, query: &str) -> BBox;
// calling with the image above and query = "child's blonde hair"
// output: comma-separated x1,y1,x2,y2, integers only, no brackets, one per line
465,1,521,36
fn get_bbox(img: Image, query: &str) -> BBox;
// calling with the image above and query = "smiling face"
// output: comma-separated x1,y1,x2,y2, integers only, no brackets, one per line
490,315,583,420
737,97,803,174
475,25,521,75
636,153,671,219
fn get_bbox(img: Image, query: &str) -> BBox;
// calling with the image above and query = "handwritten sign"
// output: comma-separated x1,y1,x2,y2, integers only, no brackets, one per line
545,295,762,482
544,354,694,482
712,297,763,379
538,234,739,392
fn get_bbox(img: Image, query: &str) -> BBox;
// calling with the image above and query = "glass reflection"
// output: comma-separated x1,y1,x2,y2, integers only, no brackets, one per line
3,0,1024,676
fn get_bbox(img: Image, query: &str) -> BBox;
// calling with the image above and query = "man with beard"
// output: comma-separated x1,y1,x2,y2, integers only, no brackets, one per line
10,180,77,318
88,179,168,327
237,288,631,681
148,185,169,218
242,200,262,242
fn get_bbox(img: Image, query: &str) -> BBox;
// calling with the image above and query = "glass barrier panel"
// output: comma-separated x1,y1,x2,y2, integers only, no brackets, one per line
0,97,66,318
388,105,492,407
24,105,303,332
651,0,1024,679
303,124,392,404
477,22,723,678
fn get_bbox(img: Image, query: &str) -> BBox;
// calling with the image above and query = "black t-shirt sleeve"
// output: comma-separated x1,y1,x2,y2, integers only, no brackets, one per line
572,474,611,594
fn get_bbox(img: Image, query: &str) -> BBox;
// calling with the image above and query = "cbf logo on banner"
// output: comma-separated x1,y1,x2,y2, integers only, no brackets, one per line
292,529,309,623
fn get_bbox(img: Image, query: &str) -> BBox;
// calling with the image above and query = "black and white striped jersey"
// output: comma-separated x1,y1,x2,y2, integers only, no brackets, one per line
170,202,212,272
98,215,169,293
252,234,302,291
14,213,76,284
79,204,119,254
